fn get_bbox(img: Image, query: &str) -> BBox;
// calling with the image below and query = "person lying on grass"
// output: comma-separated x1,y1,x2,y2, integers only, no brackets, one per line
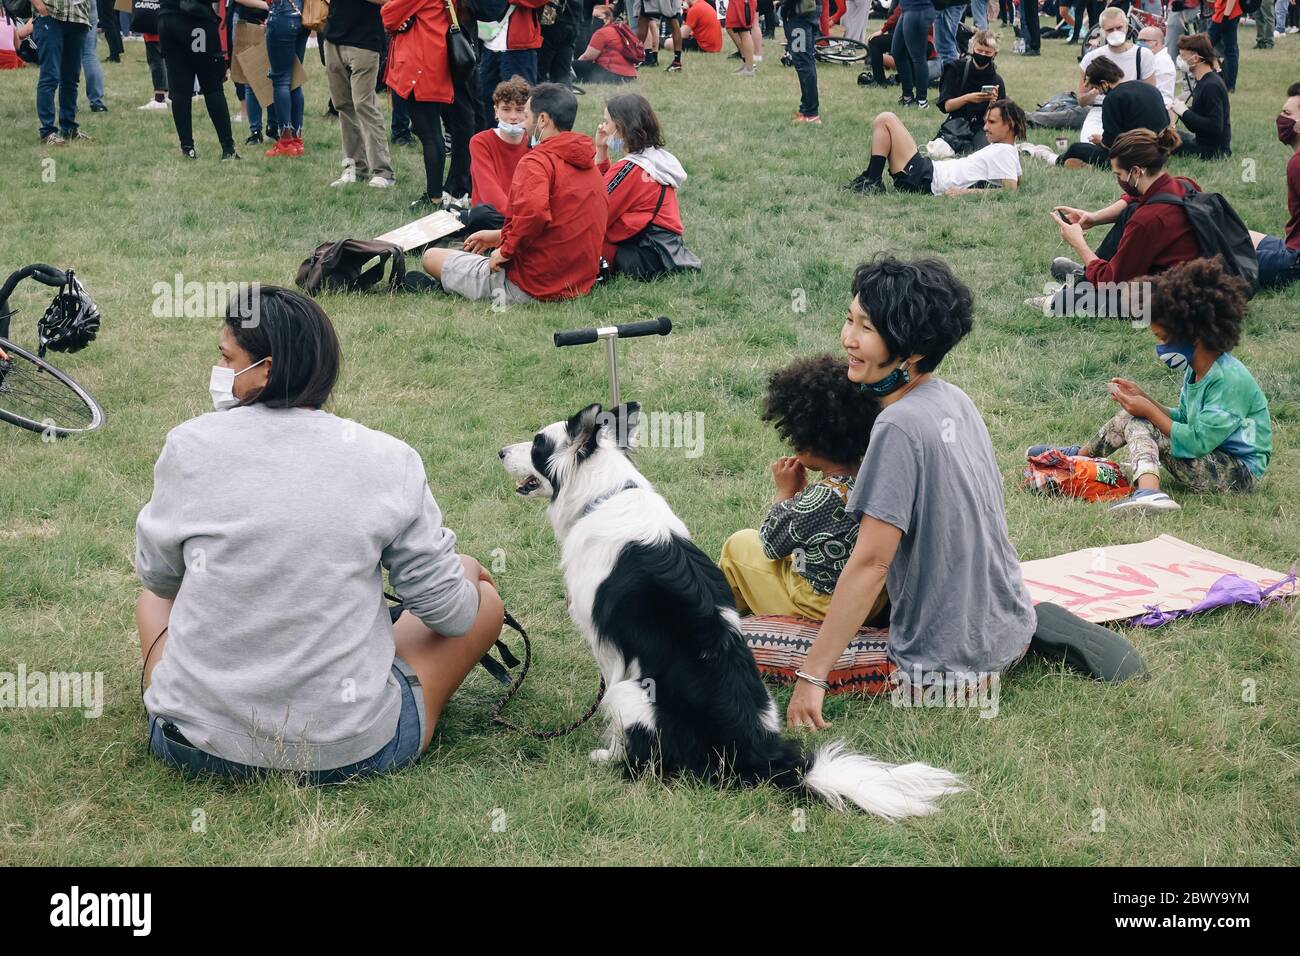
719,354,886,624
1028,257,1272,515
136,286,505,782
785,255,1146,729
421,83,606,304
843,99,1026,196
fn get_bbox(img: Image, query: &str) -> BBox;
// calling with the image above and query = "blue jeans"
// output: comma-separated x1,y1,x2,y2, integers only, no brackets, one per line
970,0,988,29
35,17,88,137
391,90,411,140
1208,15,1239,91
479,48,537,121
935,5,964,65
267,2,308,134
891,7,935,100
785,6,820,118
81,0,105,108
148,661,427,783
1256,235,1300,288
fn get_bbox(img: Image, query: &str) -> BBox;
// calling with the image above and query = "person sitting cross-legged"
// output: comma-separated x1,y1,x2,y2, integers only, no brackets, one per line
845,98,1026,196
421,83,607,304
1057,56,1168,170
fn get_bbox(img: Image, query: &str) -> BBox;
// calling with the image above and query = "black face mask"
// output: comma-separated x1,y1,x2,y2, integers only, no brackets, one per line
971,53,994,70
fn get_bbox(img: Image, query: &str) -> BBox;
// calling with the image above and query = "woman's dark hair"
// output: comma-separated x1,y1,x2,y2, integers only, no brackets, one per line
529,82,579,132
1146,257,1249,354
1178,33,1219,69
1084,56,1125,89
762,354,881,463
606,93,666,154
989,98,1027,141
850,255,974,373
225,286,340,409
1110,125,1180,172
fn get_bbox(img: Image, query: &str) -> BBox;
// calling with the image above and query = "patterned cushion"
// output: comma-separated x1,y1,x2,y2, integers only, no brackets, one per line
739,615,895,697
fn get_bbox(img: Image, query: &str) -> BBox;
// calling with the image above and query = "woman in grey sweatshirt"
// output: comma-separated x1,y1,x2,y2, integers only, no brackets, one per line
135,287,504,779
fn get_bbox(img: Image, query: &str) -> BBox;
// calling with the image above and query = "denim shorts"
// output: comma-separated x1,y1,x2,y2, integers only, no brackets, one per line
1256,234,1300,288
148,659,427,784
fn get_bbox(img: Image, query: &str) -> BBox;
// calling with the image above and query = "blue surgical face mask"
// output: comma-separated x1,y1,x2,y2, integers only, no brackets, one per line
860,360,912,397
497,121,525,135
1156,343,1195,371
606,135,624,153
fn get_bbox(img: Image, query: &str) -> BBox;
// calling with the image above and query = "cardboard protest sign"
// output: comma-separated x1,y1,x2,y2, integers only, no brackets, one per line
375,211,465,252
236,40,306,108
1020,534,1294,623
229,20,266,87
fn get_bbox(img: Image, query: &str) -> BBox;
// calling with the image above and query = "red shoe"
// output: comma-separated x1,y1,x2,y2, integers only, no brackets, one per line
286,135,304,157
264,135,298,158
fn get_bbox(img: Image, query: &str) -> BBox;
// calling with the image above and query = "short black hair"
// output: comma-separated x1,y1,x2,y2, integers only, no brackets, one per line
225,286,341,409
1288,80,1300,98
1146,257,1249,354
529,82,578,132
989,98,1027,141
762,354,881,463
850,255,974,373
1085,56,1125,89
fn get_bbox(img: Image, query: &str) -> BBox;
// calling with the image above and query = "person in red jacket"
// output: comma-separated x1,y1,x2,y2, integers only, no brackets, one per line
1038,127,1203,316
422,83,607,303
463,75,532,232
595,93,698,278
478,0,550,120
382,0,453,211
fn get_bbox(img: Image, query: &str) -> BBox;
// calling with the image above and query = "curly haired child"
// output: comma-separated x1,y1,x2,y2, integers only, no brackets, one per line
1030,257,1273,514
719,354,887,621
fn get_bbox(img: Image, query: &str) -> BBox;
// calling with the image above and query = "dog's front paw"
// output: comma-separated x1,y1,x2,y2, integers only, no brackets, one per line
589,748,613,763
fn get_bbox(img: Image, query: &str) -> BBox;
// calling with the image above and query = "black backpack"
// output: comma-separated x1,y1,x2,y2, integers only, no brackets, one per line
295,240,407,295
469,0,511,21
1095,183,1259,297
1146,185,1260,297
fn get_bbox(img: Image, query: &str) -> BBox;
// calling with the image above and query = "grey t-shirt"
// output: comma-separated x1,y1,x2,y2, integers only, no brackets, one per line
846,378,1034,676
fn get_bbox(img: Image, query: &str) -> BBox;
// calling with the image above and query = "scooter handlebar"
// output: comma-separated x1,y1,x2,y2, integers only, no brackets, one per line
553,317,672,347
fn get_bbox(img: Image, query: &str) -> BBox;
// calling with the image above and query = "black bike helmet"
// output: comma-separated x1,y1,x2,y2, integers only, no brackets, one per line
38,270,101,356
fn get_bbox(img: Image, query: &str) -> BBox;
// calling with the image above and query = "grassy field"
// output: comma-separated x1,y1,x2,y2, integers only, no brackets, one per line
2,24,1298,866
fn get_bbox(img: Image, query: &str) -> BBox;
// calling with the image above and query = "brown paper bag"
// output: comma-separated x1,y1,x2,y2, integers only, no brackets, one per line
235,40,308,108
114,0,133,14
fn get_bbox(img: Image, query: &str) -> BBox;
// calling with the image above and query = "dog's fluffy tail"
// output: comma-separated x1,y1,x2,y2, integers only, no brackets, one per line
797,740,966,820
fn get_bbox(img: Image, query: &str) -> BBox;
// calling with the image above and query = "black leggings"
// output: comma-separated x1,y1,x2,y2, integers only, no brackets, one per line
867,32,893,84
159,15,233,152
1058,141,1108,168
443,69,479,199
1029,602,1146,682
406,94,447,201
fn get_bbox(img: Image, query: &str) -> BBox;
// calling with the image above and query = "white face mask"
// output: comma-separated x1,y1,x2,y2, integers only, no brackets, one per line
1105,29,1127,47
497,121,525,135
209,358,267,411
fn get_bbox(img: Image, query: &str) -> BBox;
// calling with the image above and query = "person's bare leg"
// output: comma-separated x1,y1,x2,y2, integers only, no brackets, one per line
871,111,918,172
137,590,174,688
668,18,683,54
751,18,763,58
422,246,458,279
739,31,754,67
392,556,506,750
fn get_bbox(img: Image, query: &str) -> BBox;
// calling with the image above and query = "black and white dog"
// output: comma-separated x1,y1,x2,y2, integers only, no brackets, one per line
500,402,964,818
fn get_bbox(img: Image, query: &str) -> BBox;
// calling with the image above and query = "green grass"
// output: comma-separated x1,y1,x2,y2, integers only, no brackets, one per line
2,29,1298,866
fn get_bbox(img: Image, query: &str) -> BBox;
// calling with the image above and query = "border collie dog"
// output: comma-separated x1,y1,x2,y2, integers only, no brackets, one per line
500,402,964,818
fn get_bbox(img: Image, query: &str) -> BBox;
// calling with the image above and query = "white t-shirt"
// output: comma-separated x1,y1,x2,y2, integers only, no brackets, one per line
929,142,1022,195
1149,47,1177,108
1079,45,1157,141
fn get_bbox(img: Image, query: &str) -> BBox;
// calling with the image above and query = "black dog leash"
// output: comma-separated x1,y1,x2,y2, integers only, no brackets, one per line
385,594,605,740
491,610,607,740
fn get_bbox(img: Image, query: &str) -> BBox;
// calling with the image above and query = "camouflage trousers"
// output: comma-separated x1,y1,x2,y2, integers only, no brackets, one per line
1080,411,1256,493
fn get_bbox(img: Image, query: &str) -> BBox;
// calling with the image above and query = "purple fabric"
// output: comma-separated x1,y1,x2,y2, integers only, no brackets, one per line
1132,570,1298,628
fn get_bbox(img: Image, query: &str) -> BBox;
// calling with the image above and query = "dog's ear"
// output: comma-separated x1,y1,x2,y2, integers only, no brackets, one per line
605,402,640,449
566,403,603,458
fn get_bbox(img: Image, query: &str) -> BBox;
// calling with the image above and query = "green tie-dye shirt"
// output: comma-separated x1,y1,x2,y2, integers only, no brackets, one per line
1168,353,1272,478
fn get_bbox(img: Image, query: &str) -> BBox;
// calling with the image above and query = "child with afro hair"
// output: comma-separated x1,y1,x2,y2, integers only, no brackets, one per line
1031,257,1272,513
719,354,887,622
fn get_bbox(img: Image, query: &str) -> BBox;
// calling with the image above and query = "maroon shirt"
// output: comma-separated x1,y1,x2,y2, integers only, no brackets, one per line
1285,151,1300,252
1085,173,1204,285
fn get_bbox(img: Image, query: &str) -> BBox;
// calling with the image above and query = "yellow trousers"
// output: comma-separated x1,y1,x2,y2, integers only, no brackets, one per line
718,529,888,623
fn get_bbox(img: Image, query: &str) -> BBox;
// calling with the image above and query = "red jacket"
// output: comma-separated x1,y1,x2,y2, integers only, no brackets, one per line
1085,174,1203,285
499,0,550,51
499,132,607,301
383,0,452,104
470,130,529,210
597,158,685,263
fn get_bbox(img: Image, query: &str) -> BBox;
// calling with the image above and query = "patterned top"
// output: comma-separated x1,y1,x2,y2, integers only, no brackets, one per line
42,0,92,25
759,474,858,595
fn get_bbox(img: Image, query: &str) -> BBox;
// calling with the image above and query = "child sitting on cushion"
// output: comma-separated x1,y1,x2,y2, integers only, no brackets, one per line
1029,257,1272,514
720,354,886,622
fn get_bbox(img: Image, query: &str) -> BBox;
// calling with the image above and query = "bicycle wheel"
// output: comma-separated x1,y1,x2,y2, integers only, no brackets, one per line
814,36,869,64
0,337,105,436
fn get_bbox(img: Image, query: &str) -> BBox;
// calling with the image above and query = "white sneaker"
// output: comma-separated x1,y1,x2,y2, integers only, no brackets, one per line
330,169,358,187
232,111,245,124
367,175,396,188
138,98,169,111
1109,489,1181,514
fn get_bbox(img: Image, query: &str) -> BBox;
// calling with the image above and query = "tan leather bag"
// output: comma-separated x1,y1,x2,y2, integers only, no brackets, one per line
301,0,330,32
